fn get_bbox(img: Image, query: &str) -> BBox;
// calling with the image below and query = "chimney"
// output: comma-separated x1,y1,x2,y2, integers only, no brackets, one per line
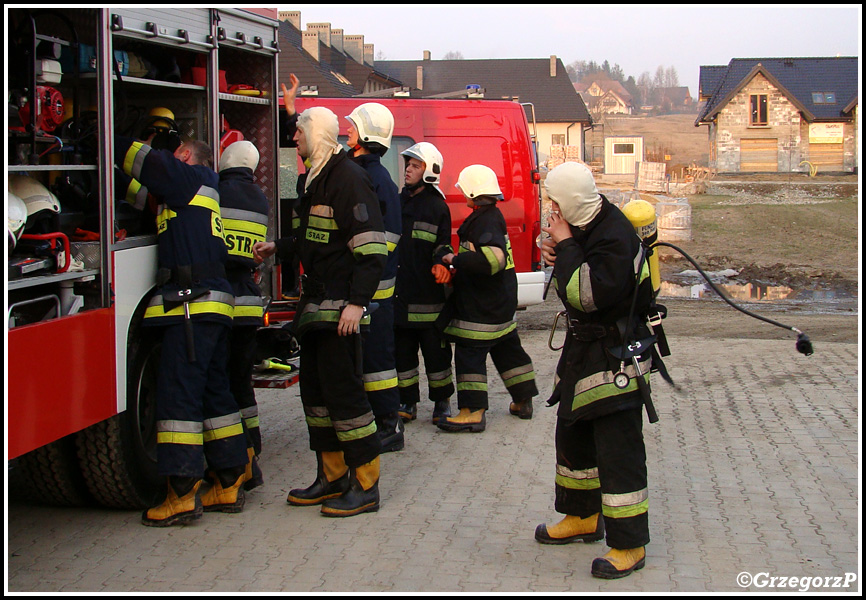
331,28,344,54
308,22,331,47
416,66,423,90
344,34,364,63
279,10,300,29
302,31,319,62
550,55,557,77
423,50,431,61
364,43,374,66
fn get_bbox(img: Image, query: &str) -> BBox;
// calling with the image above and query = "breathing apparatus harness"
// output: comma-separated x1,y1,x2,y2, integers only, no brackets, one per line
547,199,814,424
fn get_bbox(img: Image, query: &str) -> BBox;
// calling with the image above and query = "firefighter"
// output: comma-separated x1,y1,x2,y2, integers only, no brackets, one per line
113,135,249,526
435,164,538,433
394,142,455,424
253,106,387,517
217,140,270,489
535,161,653,579
344,102,404,452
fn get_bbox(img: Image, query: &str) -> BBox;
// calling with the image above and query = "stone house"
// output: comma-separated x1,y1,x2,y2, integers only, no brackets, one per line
696,57,858,173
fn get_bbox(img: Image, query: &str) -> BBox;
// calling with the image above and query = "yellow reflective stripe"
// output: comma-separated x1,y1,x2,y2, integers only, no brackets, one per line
203,422,245,442
566,266,586,312
123,141,150,179
571,367,651,413
373,286,395,300
503,370,535,388
335,421,377,442
145,300,234,319
309,215,338,230
234,305,265,319
481,246,506,275
444,320,516,341
353,242,388,257
243,416,260,429
412,230,437,243
364,377,398,392
306,415,333,428
456,381,487,392
157,431,203,445
223,218,267,238
555,473,601,490
156,206,177,234
189,194,220,214
398,375,419,387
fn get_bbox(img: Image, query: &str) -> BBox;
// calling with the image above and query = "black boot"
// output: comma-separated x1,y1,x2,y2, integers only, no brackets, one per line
321,457,380,517
398,402,417,422
431,399,452,423
287,451,350,506
377,412,405,453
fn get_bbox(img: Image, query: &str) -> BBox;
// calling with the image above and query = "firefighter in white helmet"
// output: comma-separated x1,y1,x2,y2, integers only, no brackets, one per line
217,140,270,491
435,164,538,433
254,104,387,517
536,161,654,579
345,102,405,453
394,142,455,425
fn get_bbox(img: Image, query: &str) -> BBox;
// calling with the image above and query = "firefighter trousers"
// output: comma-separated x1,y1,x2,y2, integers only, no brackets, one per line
395,325,454,406
155,321,248,478
554,406,650,549
361,298,400,418
454,330,538,411
229,324,261,455
299,329,381,468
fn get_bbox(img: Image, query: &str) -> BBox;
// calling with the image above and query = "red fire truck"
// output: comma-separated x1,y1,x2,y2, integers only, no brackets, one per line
7,7,281,508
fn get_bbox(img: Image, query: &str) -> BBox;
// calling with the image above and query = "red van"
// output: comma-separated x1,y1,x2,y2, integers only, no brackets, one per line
291,97,546,308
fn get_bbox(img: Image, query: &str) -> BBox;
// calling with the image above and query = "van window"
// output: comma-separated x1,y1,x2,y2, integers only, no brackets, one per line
339,135,416,188
428,136,513,201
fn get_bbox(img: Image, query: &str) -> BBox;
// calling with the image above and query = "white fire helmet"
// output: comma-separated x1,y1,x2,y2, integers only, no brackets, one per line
455,164,503,203
8,174,61,218
219,140,260,172
401,142,444,185
8,191,28,251
543,162,602,228
346,102,394,150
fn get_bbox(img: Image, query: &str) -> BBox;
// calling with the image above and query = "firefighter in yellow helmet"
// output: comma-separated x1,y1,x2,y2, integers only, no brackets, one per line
435,164,538,433
536,161,654,579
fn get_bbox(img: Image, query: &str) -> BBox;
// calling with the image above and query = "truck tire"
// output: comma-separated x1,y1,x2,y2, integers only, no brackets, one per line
75,325,163,509
8,434,93,507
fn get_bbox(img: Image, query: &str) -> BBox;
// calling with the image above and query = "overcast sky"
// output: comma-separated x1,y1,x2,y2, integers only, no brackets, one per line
284,4,861,96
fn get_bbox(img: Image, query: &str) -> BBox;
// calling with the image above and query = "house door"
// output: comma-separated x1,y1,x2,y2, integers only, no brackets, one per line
740,138,778,172
807,143,845,172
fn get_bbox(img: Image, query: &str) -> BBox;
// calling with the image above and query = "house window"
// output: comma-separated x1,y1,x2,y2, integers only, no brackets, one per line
613,143,635,155
812,92,837,104
750,94,768,126
551,134,565,146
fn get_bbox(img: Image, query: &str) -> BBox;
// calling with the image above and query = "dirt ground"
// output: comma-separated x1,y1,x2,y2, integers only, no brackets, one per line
537,114,859,345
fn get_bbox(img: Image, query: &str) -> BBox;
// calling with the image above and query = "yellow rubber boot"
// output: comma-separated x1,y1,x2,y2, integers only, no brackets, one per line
436,407,486,432
591,546,646,579
535,513,605,544
141,479,202,527
243,446,264,491
321,456,380,517
201,471,246,513
287,451,349,506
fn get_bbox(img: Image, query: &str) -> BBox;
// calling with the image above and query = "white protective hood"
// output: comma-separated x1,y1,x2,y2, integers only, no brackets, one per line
544,162,602,228
297,107,341,191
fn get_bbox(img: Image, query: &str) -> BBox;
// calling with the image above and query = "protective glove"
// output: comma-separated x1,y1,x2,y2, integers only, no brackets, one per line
431,264,452,284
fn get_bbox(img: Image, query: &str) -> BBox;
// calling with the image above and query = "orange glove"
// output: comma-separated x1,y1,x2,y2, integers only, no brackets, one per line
431,264,452,284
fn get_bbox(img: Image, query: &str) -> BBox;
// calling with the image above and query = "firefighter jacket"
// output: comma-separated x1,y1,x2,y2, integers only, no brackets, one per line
351,153,401,301
437,203,517,346
548,197,655,423
114,135,233,327
395,184,453,327
219,166,270,327
275,148,387,338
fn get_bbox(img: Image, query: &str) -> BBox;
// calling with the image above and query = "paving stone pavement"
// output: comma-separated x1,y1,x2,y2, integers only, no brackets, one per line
6,328,860,594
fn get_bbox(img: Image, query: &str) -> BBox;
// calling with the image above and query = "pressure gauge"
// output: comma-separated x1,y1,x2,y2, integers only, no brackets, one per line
613,371,630,389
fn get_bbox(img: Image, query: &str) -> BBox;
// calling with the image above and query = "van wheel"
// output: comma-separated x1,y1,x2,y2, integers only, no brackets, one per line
75,329,162,509
8,434,93,507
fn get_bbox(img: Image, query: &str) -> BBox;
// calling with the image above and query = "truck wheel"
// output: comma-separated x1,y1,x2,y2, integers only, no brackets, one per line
7,434,93,507
76,328,163,509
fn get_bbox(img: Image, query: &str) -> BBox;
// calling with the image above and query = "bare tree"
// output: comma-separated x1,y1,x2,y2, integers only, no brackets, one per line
664,66,679,88
442,50,464,60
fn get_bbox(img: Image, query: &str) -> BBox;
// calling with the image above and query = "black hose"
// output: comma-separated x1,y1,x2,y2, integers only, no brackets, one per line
653,241,813,356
